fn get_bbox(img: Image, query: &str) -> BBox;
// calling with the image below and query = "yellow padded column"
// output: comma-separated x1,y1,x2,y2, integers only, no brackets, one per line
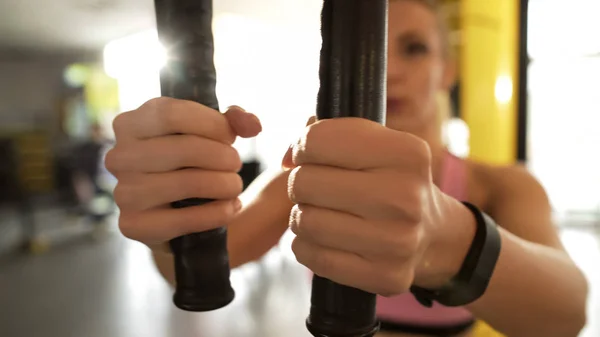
460,0,519,164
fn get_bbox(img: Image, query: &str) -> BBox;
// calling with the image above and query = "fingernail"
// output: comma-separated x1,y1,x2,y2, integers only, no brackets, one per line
233,198,243,212
227,105,245,112
281,143,294,170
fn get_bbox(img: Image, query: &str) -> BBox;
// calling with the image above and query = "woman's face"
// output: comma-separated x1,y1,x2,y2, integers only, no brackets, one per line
386,0,455,134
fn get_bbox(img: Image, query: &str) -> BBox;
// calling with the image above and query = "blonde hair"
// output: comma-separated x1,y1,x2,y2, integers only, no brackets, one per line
407,0,460,145
406,0,459,59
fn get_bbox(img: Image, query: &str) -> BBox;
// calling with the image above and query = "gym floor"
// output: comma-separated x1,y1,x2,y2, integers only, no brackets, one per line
0,211,598,337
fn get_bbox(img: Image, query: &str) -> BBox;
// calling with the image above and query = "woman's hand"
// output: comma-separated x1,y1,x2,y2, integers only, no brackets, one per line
283,117,476,296
105,97,262,251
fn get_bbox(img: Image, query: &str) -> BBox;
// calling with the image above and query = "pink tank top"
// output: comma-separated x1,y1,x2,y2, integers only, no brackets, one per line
376,150,473,326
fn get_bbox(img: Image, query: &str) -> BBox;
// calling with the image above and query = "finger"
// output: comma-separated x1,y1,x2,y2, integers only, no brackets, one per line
223,106,262,138
148,242,172,254
119,198,241,244
293,118,431,170
281,144,294,170
289,204,419,260
281,116,317,171
292,237,408,296
105,135,241,174
114,170,243,211
113,97,236,144
288,165,424,222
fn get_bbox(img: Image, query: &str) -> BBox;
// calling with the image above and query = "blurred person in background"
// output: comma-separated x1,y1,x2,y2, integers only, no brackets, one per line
72,123,115,231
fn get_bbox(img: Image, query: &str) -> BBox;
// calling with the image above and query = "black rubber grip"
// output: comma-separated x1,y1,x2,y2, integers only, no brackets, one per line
154,0,235,312
306,0,388,336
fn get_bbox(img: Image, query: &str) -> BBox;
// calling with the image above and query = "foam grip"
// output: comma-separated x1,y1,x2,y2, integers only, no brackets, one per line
154,0,235,312
307,0,388,336
307,276,380,337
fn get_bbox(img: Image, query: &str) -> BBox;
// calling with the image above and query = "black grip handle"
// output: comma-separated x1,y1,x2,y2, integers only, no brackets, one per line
307,0,388,336
154,0,235,311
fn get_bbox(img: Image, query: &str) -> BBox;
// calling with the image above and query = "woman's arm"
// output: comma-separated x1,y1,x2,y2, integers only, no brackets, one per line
465,165,588,337
152,169,293,285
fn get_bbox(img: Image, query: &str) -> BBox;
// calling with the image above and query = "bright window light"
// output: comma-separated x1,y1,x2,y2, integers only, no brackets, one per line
103,30,166,79
103,30,166,112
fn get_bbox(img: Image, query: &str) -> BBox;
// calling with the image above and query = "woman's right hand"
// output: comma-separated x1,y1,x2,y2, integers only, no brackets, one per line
105,97,262,251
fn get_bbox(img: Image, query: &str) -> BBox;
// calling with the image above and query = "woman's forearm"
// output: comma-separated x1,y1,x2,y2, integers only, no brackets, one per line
150,203,290,286
151,169,293,285
467,228,588,337
227,169,293,267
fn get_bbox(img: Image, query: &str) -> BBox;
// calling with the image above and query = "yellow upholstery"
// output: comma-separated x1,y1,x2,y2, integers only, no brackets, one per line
472,321,506,337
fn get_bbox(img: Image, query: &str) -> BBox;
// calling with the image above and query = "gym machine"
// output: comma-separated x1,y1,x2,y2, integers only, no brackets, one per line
154,0,388,335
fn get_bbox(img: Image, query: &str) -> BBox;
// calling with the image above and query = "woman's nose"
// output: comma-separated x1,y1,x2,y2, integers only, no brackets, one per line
387,57,407,86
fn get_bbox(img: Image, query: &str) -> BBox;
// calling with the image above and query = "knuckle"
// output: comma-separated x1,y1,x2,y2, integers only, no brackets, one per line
298,120,329,162
222,173,244,197
378,286,399,298
389,228,421,256
222,145,243,172
184,171,242,200
312,251,333,275
384,232,409,257
291,238,324,271
382,195,407,220
288,165,315,204
212,172,243,196
406,185,424,223
385,183,423,223
213,200,236,221
296,205,317,238
112,113,127,136
113,184,135,209
143,97,180,133
104,148,119,174
291,237,302,257
177,172,204,199
180,136,205,167
287,166,302,203
304,119,330,142
392,134,431,172
118,213,137,240
158,105,179,131
404,228,422,254
382,269,413,296
412,138,432,166
289,205,300,234
141,97,166,111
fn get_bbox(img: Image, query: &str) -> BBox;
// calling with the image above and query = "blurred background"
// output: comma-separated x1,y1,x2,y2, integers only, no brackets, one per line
0,0,598,336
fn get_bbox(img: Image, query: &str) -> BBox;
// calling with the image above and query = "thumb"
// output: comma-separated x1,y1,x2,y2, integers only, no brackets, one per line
223,106,263,138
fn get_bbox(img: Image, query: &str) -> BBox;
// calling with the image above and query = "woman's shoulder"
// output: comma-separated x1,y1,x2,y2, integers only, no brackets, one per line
464,158,548,214
467,159,540,189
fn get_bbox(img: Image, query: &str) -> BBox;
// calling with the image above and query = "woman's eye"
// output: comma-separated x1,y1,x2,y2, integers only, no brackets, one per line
404,42,428,56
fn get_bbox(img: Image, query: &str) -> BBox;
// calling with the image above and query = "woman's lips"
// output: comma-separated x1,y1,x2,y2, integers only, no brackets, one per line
386,98,407,113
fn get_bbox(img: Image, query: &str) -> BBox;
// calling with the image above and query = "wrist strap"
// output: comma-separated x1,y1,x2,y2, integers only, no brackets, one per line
410,202,502,307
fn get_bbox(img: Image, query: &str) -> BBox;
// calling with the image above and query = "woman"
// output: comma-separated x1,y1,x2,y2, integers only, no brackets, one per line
105,0,588,336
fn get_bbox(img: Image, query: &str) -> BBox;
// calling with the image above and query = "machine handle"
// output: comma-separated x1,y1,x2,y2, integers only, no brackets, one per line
154,0,235,312
306,0,389,336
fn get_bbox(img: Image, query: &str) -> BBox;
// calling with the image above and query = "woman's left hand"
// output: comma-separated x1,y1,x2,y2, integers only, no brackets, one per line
282,117,475,296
